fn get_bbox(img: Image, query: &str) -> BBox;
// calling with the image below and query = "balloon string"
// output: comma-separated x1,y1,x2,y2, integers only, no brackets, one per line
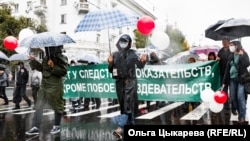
220,85,224,91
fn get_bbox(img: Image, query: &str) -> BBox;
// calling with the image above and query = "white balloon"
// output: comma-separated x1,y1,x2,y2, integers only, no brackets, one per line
18,28,34,42
149,31,170,50
200,88,214,102
209,101,224,113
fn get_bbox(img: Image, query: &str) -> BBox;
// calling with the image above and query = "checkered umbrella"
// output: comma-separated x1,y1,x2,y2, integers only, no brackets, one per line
74,8,138,32
74,8,138,53
18,32,75,48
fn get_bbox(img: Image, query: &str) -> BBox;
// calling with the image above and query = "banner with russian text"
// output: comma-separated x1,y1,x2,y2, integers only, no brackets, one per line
63,61,220,102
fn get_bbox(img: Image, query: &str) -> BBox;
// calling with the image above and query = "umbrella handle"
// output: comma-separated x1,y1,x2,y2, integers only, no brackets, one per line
108,29,111,54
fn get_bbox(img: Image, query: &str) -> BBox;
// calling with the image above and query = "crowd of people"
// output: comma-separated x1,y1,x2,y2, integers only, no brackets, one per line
0,34,249,140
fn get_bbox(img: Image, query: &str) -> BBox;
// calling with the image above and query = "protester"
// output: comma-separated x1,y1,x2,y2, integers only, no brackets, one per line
185,57,199,111
82,62,101,110
217,38,236,124
69,60,82,112
208,52,216,60
12,62,31,109
30,67,42,106
222,41,250,124
26,46,68,135
142,51,166,113
0,66,8,105
107,34,147,140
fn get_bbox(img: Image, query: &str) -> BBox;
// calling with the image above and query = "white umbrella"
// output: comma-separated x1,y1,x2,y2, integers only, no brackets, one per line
9,54,29,61
0,51,9,61
164,51,199,64
77,54,102,64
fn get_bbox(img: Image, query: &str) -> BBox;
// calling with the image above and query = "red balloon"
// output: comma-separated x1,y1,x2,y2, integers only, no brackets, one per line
3,36,18,50
137,15,155,35
214,91,228,104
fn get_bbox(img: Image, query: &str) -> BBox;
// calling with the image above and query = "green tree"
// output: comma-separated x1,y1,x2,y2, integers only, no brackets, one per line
133,29,148,49
165,25,190,57
0,7,47,57
133,24,190,58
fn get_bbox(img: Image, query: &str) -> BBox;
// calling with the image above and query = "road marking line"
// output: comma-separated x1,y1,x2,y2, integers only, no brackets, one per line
136,102,184,119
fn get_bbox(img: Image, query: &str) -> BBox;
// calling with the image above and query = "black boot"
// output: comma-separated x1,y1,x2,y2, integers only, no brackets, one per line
12,104,20,110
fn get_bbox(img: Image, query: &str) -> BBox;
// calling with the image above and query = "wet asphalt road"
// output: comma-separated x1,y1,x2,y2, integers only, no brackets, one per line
0,94,249,141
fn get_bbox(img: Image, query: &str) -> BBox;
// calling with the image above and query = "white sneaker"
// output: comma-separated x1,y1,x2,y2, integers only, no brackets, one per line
26,127,39,135
50,126,60,134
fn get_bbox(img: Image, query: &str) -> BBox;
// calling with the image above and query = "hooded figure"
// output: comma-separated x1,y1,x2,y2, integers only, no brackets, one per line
26,45,68,135
107,34,147,139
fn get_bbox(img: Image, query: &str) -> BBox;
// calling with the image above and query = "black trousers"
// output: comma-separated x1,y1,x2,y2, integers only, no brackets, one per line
0,86,8,104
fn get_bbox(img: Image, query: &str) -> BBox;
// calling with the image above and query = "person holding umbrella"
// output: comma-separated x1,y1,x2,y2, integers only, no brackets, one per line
26,45,68,135
107,34,147,140
217,38,237,122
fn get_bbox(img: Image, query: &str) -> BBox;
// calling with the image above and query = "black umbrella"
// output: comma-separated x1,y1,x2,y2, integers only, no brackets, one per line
205,18,236,41
215,18,250,38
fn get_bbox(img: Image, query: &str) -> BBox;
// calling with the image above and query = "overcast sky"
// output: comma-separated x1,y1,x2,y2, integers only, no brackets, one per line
152,0,250,49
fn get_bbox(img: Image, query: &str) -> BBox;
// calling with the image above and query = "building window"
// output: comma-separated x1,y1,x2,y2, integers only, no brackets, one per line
40,15,46,24
61,0,67,6
26,1,33,13
41,0,46,6
61,14,66,24
96,33,100,43
39,51,44,59
13,4,19,13
80,0,87,2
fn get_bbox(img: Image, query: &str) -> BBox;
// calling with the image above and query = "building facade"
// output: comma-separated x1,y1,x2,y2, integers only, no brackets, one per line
0,0,161,62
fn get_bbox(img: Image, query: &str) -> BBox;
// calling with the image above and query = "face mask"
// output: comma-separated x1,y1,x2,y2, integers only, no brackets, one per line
119,41,129,48
229,46,235,52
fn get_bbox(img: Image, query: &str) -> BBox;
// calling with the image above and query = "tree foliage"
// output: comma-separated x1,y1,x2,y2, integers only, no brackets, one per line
0,7,47,57
165,25,190,57
133,29,148,49
133,23,190,59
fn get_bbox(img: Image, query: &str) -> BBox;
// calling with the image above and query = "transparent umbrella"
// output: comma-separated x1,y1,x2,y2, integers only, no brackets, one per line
77,53,102,64
0,51,9,61
164,51,199,64
18,32,76,49
9,53,29,61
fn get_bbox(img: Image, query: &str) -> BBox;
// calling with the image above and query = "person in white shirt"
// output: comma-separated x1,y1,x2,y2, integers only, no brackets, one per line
30,67,42,106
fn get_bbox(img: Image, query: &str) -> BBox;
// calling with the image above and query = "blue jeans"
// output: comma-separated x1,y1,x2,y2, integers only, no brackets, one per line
229,78,246,119
111,113,135,132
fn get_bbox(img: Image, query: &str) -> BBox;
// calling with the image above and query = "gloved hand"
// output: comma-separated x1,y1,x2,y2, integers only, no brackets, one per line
47,59,54,67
